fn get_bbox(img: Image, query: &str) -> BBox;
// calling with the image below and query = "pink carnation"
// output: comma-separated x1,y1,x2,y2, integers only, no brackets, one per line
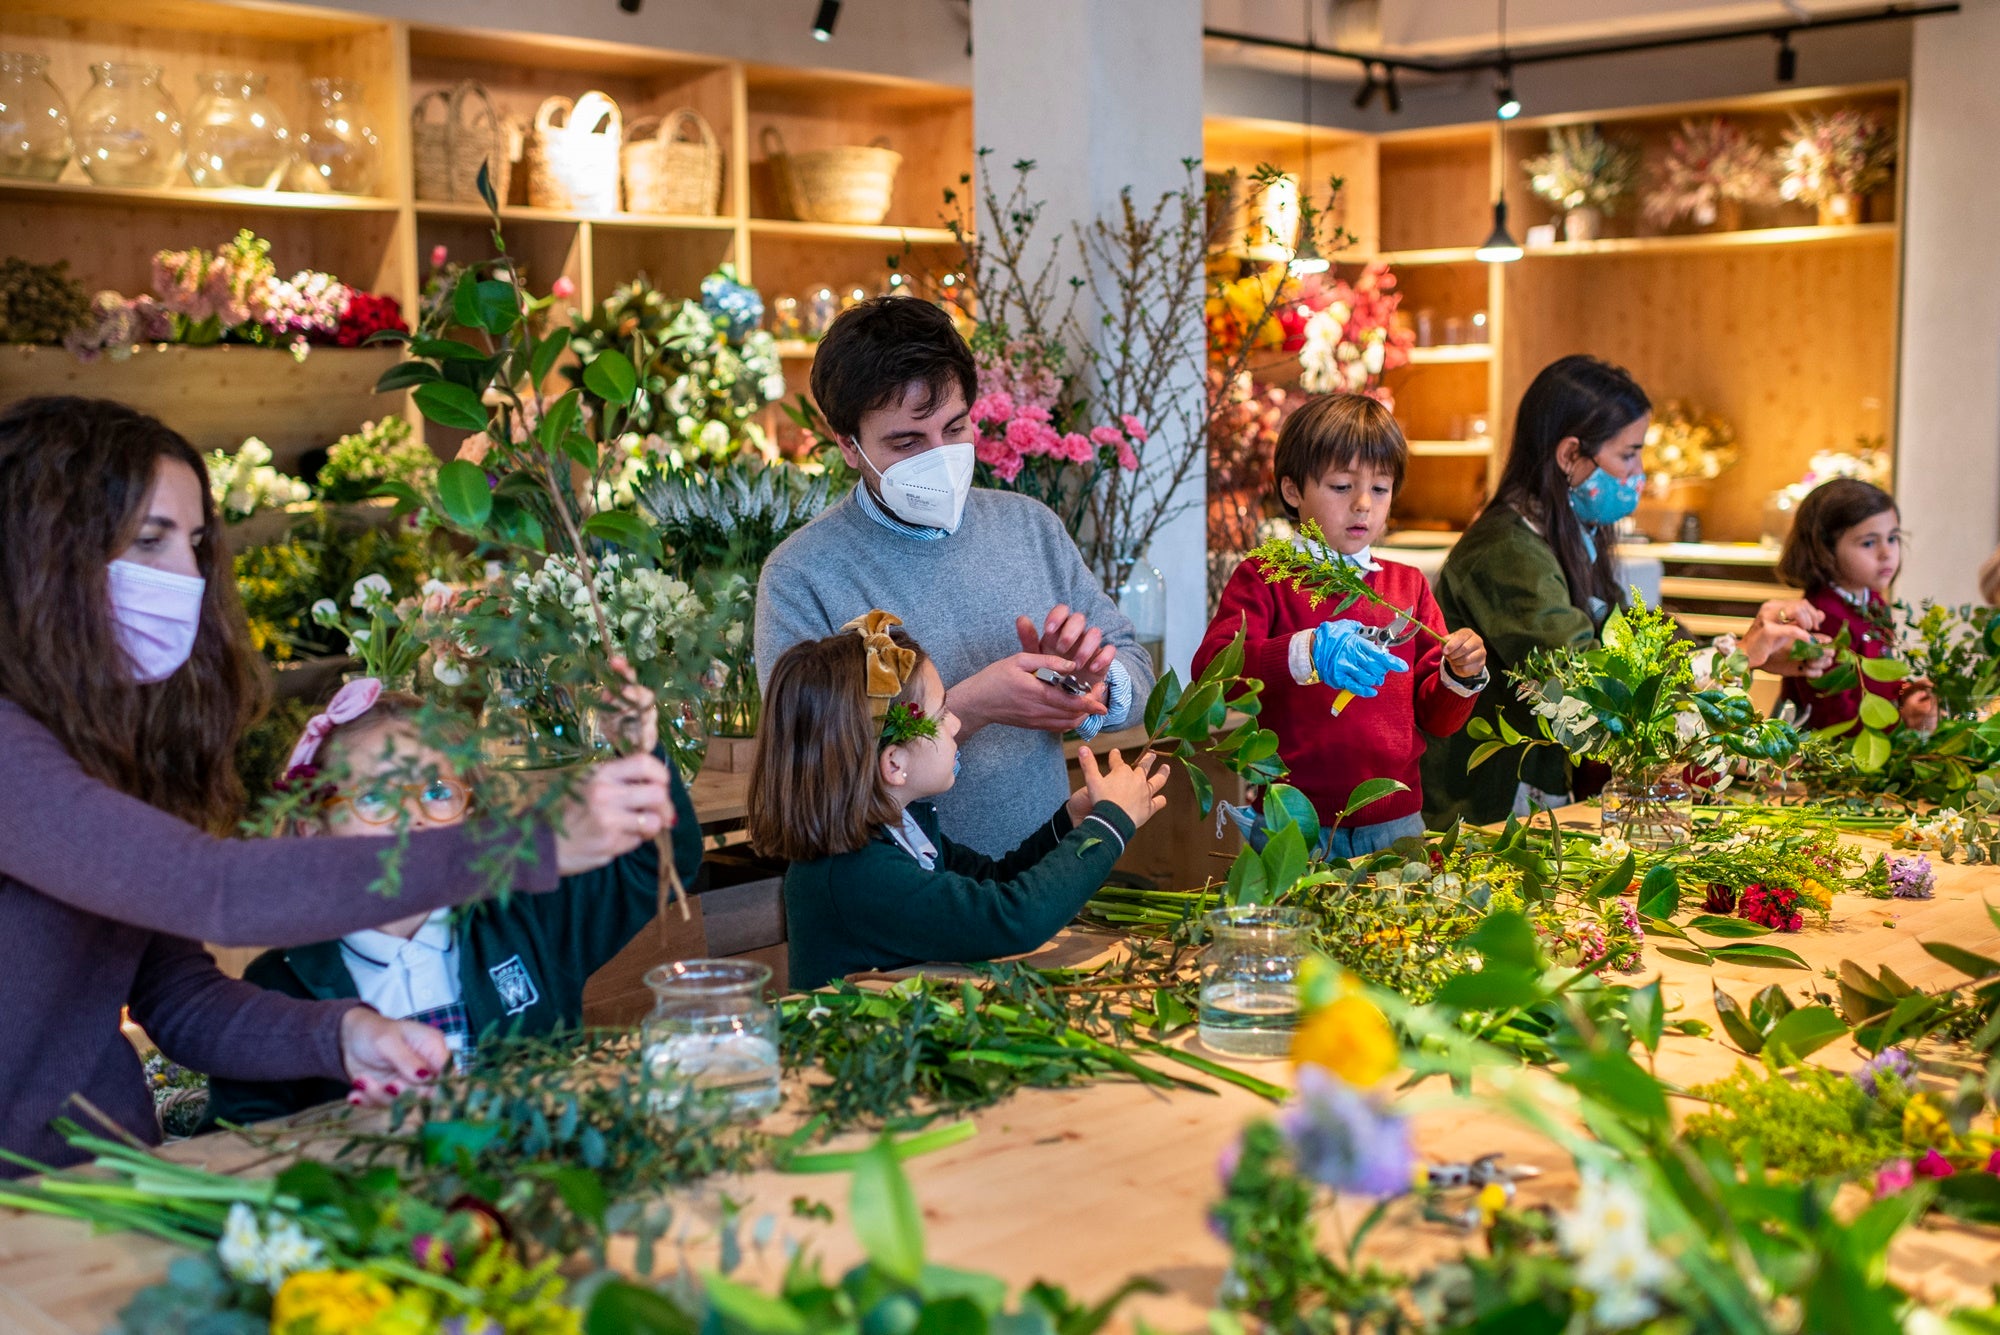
1120,414,1149,443
971,392,1016,425
1058,432,1094,464
1116,438,1139,471
1875,1158,1915,1197
1014,403,1053,426
1089,425,1123,451
1005,416,1063,459
1917,1148,1956,1179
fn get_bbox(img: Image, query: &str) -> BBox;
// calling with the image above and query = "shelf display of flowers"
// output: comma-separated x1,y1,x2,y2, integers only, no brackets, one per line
1641,116,1779,231
206,436,311,523
315,414,438,504
1641,400,1738,487
62,229,406,362
1296,262,1414,399
1780,108,1895,224
1523,123,1640,241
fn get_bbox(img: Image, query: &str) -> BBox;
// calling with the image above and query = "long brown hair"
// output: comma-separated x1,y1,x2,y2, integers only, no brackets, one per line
748,625,927,862
1490,355,1651,619
1776,478,1897,593
0,396,264,831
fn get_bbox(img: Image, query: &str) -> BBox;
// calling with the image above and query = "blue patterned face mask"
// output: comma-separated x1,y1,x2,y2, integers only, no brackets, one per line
952,750,963,780
1569,465,1645,527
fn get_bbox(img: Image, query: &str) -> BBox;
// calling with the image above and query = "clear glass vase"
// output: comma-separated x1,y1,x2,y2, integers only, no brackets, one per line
74,62,183,188
1113,551,1167,679
481,668,591,771
1198,905,1317,1059
1600,767,1694,851
185,70,291,190
0,53,71,182
640,959,781,1121
290,76,378,195
705,649,761,739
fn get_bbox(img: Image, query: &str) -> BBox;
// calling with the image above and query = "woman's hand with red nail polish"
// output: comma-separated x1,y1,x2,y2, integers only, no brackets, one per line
338,1007,451,1109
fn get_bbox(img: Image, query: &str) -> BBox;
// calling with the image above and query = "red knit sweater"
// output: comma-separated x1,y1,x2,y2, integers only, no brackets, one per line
1778,586,1901,730
1193,556,1481,827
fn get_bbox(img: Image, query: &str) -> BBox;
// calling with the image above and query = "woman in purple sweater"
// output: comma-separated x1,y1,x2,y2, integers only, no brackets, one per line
0,397,675,1172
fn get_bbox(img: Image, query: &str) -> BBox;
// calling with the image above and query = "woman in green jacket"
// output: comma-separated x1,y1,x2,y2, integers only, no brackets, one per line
1421,355,1651,828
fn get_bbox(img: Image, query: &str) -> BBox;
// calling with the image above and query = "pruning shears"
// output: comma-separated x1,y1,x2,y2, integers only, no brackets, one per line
1330,612,1420,716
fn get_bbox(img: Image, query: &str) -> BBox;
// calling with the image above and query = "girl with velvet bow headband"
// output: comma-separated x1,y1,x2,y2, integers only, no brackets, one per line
748,610,1170,989
0,397,675,1173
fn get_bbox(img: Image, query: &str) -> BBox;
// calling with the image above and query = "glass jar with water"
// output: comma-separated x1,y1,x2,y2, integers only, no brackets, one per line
640,959,781,1119
1199,905,1317,1058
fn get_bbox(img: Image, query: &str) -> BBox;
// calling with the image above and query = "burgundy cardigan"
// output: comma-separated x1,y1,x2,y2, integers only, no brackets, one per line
0,699,560,1173
1777,587,1902,731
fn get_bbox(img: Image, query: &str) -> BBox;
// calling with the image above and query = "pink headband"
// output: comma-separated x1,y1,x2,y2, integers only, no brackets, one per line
283,677,384,782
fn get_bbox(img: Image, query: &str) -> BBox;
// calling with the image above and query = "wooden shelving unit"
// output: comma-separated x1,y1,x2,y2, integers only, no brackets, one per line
0,0,972,458
1204,81,1907,547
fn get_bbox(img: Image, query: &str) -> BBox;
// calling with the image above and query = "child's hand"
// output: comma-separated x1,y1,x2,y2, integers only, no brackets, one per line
1076,744,1170,830
340,1007,450,1107
1442,628,1486,681
1901,682,1939,735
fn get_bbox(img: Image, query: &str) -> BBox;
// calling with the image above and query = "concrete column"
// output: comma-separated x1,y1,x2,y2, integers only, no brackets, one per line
971,0,1209,675
1897,1,2000,605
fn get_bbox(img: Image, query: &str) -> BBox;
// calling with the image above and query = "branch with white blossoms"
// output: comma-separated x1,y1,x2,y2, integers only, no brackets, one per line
207,437,312,523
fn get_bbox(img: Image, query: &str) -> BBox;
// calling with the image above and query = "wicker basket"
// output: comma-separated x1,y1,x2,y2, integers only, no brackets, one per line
761,126,900,226
622,108,722,216
411,81,515,204
526,91,622,213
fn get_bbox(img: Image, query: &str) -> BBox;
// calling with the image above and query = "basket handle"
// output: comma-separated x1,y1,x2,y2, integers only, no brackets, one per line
759,125,788,160
664,107,717,153
868,134,893,151
535,95,572,133
624,114,663,145
451,80,499,134
572,90,621,139
412,88,448,126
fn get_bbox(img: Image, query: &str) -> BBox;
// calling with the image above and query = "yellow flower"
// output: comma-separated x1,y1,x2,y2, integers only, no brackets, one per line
1798,878,1832,911
271,1270,396,1335
1903,1093,1954,1149
1476,1181,1509,1226
1291,993,1399,1087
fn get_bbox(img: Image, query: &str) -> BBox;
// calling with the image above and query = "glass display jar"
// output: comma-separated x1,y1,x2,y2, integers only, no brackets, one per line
185,70,291,190
290,76,378,195
640,959,781,1120
1113,551,1166,679
74,62,183,188
0,53,71,182
1600,766,1694,851
1198,905,1317,1059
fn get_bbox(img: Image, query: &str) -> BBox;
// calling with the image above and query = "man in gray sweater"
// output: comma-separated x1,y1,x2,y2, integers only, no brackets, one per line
756,298,1155,855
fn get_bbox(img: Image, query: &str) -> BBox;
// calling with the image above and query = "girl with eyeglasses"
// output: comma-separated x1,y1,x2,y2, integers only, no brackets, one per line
204,673,698,1128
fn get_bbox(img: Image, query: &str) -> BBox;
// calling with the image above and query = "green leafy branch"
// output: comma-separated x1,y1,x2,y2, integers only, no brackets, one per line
1247,520,1443,643
1139,625,1285,816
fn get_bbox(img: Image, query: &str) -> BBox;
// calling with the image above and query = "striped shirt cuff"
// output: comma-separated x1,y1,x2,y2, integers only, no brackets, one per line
1073,659,1135,741
1443,666,1489,697
1080,813,1128,856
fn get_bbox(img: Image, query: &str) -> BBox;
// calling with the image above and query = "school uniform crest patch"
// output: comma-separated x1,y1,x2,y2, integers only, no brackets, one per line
488,956,540,1015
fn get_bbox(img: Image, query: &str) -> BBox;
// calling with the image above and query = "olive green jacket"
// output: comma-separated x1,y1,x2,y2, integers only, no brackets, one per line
1420,505,1600,829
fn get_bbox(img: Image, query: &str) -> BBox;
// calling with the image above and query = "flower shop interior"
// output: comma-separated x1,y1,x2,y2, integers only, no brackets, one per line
7,0,2000,1330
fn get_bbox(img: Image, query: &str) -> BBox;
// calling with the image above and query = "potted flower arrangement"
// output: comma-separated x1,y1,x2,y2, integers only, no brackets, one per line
1633,400,1739,542
1469,598,1800,848
1641,117,1777,233
1780,108,1895,226
1522,124,1639,242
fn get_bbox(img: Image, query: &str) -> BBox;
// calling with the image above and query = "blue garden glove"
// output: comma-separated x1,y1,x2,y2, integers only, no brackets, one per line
1311,620,1408,700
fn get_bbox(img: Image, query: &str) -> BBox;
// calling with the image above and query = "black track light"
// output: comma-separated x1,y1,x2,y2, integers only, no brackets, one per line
1352,62,1380,111
812,0,840,42
1494,63,1521,120
1475,197,1523,262
616,0,641,11
1383,65,1401,114
1775,32,1798,82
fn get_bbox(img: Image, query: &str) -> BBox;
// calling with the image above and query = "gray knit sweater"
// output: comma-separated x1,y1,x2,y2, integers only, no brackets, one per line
755,487,1155,855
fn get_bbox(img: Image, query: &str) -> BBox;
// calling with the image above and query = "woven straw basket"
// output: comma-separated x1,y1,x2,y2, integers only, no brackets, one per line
761,126,900,226
526,91,622,213
622,108,722,216
411,81,515,204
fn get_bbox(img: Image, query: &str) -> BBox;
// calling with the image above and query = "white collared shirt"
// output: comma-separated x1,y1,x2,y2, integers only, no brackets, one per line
340,908,461,1020
885,809,939,870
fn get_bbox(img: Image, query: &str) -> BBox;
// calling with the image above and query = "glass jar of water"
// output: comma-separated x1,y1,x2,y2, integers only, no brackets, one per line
1199,905,1317,1059
640,959,781,1120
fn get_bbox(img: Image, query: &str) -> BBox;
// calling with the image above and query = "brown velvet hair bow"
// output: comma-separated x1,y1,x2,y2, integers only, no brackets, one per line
841,609,918,718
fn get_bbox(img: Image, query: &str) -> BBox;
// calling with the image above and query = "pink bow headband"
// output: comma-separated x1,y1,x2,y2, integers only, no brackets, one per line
283,677,383,782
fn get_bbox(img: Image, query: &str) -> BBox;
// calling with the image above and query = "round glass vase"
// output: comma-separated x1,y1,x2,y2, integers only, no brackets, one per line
1600,767,1694,852
290,75,378,194
74,62,183,188
705,652,761,739
640,959,781,1121
1198,905,1318,1059
0,52,72,182
185,70,291,190
1112,551,1167,680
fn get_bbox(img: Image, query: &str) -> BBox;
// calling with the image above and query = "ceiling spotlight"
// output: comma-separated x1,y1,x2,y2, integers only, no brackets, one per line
1352,62,1380,111
1775,32,1798,83
1475,197,1523,263
1494,63,1521,120
1383,65,1401,115
812,0,840,41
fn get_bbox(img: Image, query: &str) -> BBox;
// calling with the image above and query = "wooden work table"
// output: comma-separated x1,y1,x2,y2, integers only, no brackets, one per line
10,808,2000,1331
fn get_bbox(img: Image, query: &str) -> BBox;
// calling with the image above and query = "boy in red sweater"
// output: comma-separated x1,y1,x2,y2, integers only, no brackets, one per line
1195,394,1488,857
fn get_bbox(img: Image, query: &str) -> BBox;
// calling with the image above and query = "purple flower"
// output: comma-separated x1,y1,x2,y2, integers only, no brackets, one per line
1279,1065,1413,1197
1888,855,1935,900
1852,1048,1913,1098
1215,1135,1242,1186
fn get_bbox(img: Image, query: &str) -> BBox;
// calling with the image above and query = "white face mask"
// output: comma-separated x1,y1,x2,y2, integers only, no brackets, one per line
855,440,977,534
107,559,205,683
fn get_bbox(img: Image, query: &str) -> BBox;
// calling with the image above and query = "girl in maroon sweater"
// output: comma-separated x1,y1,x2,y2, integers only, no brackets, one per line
1775,478,1937,733
0,397,672,1172
1195,395,1488,857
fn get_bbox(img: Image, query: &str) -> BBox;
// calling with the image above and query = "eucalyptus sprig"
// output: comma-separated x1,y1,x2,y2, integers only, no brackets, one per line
1248,521,1443,643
